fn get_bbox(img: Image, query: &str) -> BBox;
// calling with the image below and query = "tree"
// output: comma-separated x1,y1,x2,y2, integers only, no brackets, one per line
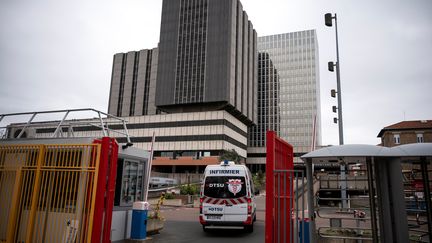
219,149,242,164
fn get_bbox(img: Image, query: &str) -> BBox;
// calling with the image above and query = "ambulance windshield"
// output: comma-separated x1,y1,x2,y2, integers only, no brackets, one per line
204,176,247,198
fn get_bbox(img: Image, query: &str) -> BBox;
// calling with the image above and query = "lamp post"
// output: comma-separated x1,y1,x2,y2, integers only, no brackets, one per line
326,13,348,209
325,13,344,145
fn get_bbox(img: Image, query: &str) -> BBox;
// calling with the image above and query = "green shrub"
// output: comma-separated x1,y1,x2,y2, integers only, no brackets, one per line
164,193,175,199
180,184,199,195
252,170,265,190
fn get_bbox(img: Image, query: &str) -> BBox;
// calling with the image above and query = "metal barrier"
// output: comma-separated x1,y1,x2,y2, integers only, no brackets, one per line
315,167,375,242
318,170,369,192
0,142,101,242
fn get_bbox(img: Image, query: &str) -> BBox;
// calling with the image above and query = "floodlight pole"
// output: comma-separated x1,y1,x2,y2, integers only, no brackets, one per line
326,13,347,209
334,14,344,145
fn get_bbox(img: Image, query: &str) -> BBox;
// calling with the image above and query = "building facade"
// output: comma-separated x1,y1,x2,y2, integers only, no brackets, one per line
248,30,321,168
107,3,322,172
249,52,280,148
378,120,432,147
107,0,258,171
9,110,247,173
108,48,159,117
156,0,257,125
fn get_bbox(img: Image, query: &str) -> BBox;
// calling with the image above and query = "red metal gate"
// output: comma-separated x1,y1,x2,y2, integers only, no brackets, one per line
92,137,119,243
266,131,294,243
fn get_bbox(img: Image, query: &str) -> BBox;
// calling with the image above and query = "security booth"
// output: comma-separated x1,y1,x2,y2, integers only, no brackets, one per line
301,143,432,243
0,109,152,242
111,146,150,241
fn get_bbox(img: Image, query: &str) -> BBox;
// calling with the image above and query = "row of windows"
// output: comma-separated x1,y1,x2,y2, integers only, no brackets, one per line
129,52,140,116
114,51,154,117
260,58,315,70
257,90,316,97
258,31,315,41
174,0,208,104
116,134,247,150
259,34,316,43
259,48,316,57
258,49,316,57
249,52,279,146
258,58,316,67
143,51,153,115
259,42,316,51
117,55,127,116
393,133,424,144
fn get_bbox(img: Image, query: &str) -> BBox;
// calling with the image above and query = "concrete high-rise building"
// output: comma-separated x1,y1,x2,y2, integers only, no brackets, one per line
248,30,321,168
156,0,257,125
107,0,258,171
108,48,158,117
249,52,280,148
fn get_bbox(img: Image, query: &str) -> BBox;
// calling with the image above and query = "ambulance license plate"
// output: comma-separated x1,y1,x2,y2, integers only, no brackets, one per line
207,215,222,220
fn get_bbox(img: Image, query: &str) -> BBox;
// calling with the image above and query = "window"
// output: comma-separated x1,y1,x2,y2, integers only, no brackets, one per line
417,133,424,143
115,159,146,206
393,134,400,144
204,176,246,198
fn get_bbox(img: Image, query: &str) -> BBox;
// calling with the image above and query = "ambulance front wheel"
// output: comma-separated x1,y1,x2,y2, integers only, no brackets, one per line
202,225,208,232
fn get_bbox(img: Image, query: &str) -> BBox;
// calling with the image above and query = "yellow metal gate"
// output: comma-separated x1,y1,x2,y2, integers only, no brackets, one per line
0,143,101,243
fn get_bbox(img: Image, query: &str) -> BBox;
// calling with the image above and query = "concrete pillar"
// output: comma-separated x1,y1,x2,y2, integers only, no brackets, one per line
374,157,408,243
366,157,378,242
420,157,432,240
306,158,316,243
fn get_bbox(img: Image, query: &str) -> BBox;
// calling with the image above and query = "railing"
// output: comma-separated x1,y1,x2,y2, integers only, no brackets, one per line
318,169,369,191
0,108,131,143
315,202,374,241
150,171,203,185
315,170,374,242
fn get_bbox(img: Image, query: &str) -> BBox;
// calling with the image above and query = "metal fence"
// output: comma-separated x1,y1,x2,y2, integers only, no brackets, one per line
273,169,309,243
0,143,101,242
314,168,374,242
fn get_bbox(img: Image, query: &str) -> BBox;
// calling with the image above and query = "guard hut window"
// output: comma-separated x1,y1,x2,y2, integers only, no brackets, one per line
114,158,145,207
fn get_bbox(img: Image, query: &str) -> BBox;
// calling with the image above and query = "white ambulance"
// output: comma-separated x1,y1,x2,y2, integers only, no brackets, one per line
199,161,257,232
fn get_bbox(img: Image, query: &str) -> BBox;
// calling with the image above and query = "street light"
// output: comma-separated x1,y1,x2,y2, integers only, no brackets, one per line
325,13,333,27
330,89,337,98
325,13,344,145
328,61,335,72
326,13,348,209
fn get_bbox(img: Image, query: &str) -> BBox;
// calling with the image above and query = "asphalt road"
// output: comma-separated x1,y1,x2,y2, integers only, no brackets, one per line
149,195,266,242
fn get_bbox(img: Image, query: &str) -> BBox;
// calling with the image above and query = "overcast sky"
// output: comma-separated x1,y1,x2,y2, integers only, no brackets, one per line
1,0,431,146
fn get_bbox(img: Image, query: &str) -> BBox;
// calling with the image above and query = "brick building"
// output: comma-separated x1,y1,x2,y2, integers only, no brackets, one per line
377,120,432,147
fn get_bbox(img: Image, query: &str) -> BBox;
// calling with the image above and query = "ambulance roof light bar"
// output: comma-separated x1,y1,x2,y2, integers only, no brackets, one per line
220,160,235,166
